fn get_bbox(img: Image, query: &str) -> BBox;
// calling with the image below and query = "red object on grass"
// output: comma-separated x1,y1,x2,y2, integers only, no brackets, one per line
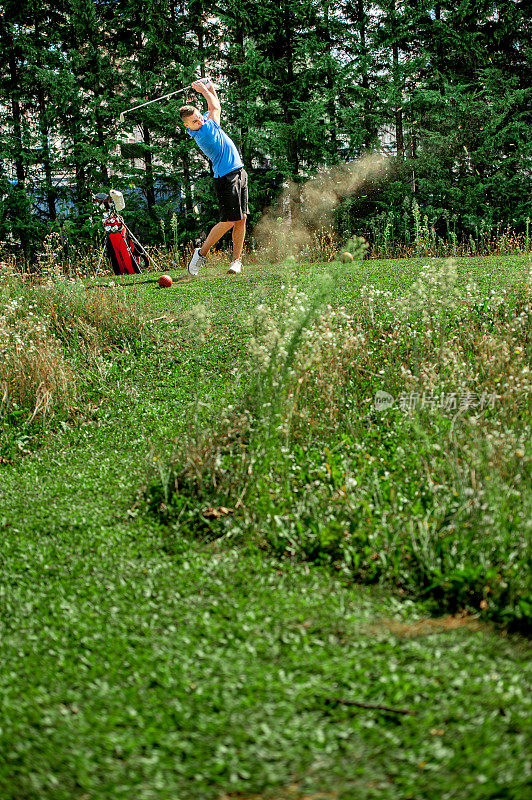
103,212,145,275
158,274,173,288
107,230,143,274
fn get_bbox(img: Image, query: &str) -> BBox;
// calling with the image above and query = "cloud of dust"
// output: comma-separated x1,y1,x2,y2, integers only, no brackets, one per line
253,153,389,259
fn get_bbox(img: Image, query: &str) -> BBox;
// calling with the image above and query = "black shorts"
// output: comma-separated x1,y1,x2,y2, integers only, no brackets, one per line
214,168,249,222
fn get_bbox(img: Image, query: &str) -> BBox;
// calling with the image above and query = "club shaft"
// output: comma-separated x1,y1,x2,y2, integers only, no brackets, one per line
94,243,107,278
121,87,186,116
123,224,161,271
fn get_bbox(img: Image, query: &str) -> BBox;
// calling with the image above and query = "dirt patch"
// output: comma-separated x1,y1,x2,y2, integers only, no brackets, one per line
218,784,337,800
365,612,491,638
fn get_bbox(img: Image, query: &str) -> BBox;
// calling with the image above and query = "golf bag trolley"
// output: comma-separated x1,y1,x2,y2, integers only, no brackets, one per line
93,190,160,277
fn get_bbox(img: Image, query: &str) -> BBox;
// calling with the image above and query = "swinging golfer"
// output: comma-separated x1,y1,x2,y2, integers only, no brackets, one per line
181,80,248,275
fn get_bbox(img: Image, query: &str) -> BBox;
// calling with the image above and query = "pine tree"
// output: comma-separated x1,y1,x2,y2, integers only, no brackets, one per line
0,0,62,254
411,1,532,235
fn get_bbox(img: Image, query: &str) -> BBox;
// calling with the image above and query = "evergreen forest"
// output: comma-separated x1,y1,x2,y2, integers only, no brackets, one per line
1,0,530,257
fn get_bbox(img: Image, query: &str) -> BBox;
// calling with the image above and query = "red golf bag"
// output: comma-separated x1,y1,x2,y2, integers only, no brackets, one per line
94,192,149,276
104,211,147,275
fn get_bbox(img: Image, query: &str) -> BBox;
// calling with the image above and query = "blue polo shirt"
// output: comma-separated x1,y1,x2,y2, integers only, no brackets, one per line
187,113,244,178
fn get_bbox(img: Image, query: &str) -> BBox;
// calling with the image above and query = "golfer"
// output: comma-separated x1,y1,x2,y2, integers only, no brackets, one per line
180,80,248,275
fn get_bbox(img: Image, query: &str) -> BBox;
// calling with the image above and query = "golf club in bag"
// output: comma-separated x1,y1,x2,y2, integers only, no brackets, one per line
93,190,159,277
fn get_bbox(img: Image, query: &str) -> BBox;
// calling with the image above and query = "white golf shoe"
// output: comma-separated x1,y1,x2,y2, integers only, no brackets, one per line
188,247,205,276
227,259,242,274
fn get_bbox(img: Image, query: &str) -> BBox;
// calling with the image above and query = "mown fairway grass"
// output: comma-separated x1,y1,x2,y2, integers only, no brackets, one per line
1,255,531,800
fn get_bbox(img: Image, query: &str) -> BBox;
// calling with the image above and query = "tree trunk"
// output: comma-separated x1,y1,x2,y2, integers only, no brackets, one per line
8,53,25,189
33,13,57,220
392,42,404,160
143,124,156,213
281,1,300,220
181,151,194,214
234,22,250,166
37,88,57,220
8,43,31,255
95,105,109,183
357,0,375,148
434,4,445,97
322,3,338,160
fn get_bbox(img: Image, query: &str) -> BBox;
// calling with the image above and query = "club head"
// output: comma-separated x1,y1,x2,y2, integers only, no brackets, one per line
93,192,113,210
110,189,125,212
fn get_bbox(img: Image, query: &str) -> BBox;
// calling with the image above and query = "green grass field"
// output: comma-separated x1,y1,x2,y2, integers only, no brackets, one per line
1,255,531,799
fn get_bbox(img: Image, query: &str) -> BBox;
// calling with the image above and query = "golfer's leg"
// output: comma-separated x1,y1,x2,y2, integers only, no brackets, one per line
199,221,234,256
231,215,247,261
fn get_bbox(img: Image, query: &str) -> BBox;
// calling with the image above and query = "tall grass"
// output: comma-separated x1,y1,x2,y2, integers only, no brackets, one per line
366,205,531,259
4,206,529,274
0,267,148,451
166,215,530,265
147,253,531,627
1,230,177,279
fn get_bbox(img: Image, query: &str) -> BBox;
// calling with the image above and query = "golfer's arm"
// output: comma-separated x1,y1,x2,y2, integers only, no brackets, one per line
205,85,221,124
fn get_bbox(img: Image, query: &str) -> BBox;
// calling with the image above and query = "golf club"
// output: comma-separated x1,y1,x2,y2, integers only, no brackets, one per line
119,78,213,122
